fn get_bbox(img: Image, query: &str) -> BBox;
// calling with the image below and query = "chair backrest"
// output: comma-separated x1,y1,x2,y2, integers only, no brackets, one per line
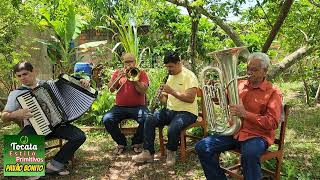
196,88,208,135
274,104,290,150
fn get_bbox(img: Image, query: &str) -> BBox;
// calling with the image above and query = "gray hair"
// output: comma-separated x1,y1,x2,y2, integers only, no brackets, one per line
248,52,270,69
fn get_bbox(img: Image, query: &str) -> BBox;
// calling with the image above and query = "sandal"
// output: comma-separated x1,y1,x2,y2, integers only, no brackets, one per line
113,145,125,155
132,144,143,153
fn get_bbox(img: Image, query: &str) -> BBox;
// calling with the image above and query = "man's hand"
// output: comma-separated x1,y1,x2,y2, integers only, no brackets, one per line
12,109,33,120
162,84,175,95
80,79,90,88
229,104,246,118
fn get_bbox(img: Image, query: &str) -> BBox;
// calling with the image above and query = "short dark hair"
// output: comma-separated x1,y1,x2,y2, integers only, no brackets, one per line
163,52,180,64
13,61,34,74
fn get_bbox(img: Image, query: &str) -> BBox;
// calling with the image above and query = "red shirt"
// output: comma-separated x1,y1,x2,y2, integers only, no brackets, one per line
111,70,149,106
234,80,282,146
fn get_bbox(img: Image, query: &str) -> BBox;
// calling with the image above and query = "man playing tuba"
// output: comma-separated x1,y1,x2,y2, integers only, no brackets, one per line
195,52,282,180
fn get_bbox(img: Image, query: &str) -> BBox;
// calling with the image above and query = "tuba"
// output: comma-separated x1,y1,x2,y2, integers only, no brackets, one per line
200,47,248,135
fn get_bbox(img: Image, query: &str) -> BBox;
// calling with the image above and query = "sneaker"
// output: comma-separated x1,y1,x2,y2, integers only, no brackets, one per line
132,150,154,163
166,149,176,166
46,162,70,176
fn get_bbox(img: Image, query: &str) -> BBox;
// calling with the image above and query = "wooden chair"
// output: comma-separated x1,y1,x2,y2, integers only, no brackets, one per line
119,119,139,136
159,88,208,162
220,105,290,180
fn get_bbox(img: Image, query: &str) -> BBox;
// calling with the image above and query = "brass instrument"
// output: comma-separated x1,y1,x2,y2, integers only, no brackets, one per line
201,47,248,135
109,67,140,92
126,67,140,81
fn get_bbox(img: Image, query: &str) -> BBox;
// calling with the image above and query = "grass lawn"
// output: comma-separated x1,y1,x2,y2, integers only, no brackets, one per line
1,81,320,179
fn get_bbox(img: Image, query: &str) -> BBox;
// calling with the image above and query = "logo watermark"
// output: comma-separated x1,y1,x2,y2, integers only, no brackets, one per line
3,135,45,176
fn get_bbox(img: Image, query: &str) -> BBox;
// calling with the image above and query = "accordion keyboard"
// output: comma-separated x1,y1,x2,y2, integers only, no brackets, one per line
17,92,52,135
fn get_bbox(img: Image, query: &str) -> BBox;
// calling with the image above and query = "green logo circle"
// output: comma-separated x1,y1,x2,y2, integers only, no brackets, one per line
20,136,28,144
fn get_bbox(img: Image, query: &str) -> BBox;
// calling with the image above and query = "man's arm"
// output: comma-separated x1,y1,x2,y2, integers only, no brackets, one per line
2,109,32,125
230,91,282,130
108,70,125,93
162,85,197,103
132,81,148,94
132,71,149,94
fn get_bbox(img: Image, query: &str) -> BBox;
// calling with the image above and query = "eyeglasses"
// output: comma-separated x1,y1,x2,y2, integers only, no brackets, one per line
124,60,134,64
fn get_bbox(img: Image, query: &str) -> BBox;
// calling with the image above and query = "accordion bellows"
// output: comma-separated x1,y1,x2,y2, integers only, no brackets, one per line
17,74,97,135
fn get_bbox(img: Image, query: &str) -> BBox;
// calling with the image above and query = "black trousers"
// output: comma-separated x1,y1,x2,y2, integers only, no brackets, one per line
19,124,86,165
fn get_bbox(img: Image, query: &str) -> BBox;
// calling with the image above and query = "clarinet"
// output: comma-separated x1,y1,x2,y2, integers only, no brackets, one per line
149,75,169,114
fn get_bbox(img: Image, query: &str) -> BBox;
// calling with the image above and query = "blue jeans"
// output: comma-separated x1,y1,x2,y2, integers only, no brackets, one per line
195,135,267,180
102,105,149,146
143,109,197,154
19,124,86,168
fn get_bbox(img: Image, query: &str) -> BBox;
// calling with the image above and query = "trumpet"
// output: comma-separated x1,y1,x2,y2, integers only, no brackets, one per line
109,67,140,92
126,67,140,81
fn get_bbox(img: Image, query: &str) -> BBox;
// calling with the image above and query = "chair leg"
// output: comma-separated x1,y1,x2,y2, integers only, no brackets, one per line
180,131,186,162
159,127,165,156
274,158,282,180
59,139,63,149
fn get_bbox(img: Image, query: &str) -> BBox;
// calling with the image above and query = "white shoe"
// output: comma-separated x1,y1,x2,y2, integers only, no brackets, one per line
46,162,70,175
132,150,154,163
166,149,176,166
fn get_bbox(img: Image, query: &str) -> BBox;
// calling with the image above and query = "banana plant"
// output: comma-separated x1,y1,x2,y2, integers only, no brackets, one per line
37,2,86,75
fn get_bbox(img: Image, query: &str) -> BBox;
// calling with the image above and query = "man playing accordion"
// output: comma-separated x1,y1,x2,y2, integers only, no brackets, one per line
2,61,90,178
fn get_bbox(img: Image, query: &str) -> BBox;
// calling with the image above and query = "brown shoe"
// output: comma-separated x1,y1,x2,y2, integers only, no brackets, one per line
166,150,176,166
132,150,154,163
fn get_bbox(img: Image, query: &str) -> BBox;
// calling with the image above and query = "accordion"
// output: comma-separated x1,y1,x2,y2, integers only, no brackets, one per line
17,74,98,135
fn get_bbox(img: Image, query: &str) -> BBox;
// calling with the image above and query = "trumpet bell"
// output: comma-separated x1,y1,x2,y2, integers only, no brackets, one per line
126,67,140,81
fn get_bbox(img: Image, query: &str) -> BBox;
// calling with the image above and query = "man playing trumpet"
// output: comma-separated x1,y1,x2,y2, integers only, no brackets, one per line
102,53,149,154
132,52,199,166
195,52,282,180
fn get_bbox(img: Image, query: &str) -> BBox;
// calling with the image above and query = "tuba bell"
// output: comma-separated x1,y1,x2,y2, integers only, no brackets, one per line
200,47,248,136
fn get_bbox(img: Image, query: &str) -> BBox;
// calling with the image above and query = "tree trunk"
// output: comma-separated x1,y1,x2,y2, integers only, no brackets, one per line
315,83,320,104
166,0,312,80
309,0,320,7
267,46,313,80
185,1,200,73
166,0,245,47
302,79,311,106
261,0,294,53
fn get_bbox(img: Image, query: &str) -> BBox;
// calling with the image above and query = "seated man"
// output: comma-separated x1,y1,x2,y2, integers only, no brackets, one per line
132,52,199,166
102,53,149,154
1,61,89,177
195,52,282,180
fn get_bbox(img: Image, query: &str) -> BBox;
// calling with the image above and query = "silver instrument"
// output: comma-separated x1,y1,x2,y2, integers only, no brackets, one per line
201,47,248,135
